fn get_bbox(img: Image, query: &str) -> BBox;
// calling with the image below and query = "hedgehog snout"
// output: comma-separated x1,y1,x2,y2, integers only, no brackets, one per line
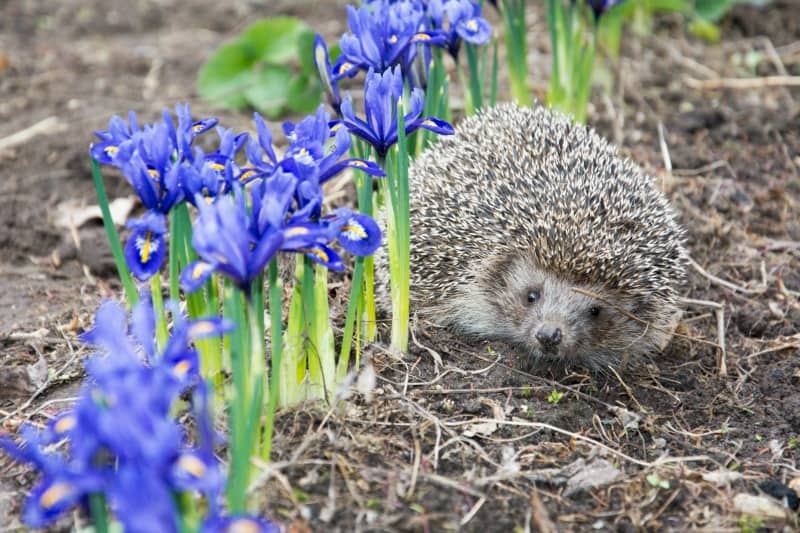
534,323,563,351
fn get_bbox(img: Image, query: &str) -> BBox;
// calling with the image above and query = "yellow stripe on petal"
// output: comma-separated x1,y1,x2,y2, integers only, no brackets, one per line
413,33,432,41
105,146,119,156
307,247,329,263
54,414,77,434
350,160,367,168
284,226,310,238
40,482,74,509
177,454,207,478
467,19,478,32
140,231,152,263
342,223,367,239
208,162,225,171
188,320,216,338
148,168,160,179
225,518,262,533
192,262,213,280
173,359,192,377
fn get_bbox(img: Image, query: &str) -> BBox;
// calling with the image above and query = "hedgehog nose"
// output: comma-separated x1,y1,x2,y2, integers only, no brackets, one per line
536,326,562,348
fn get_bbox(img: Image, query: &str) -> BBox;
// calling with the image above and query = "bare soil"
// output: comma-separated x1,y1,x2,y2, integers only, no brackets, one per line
1,0,799,531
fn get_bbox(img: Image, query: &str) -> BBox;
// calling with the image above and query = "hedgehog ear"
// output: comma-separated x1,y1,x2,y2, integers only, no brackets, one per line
479,252,517,291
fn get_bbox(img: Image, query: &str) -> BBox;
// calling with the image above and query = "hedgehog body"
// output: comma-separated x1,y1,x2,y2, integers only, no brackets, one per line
382,103,687,370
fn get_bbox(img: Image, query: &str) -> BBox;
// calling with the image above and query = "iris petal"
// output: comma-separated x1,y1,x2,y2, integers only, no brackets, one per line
180,261,217,294
337,213,382,256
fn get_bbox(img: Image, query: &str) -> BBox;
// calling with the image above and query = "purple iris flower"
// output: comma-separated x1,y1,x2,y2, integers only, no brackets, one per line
0,293,233,530
202,515,281,533
90,110,140,164
428,0,492,59
91,105,221,280
334,1,444,80
313,34,342,115
124,210,167,281
91,104,217,169
587,0,626,19
180,184,287,295
181,127,251,206
341,66,455,157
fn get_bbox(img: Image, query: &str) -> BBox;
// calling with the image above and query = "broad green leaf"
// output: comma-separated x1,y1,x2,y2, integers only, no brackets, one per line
197,42,255,108
240,17,308,65
297,30,318,76
648,0,691,12
694,0,738,21
689,17,722,42
244,65,292,119
286,75,322,115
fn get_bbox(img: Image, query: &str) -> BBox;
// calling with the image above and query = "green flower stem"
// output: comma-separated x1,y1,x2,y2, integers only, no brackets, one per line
89,158,138,306
172,492,195,533
150,273,168,349
261,259,283,460
490,38,499,107
416,47,449,156
465,43,484,114
280,256,307,406
337,255,364,381
359,158,377,343
503,0,531,106
384,103,411,353
88,492,109,533
224,284,248,512
307,262,335,403
168,210,181,302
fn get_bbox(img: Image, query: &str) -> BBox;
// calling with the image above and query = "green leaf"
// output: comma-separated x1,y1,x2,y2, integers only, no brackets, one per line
286,75,322,115
694,0,738,21
197,16,316,115
243,65,292,119
297,30,318,75
647,0,691,12
689,17,721,43
197,42,254,108
240,16,308,65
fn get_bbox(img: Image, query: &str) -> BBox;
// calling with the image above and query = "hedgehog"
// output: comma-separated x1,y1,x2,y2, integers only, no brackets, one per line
378,103,687,371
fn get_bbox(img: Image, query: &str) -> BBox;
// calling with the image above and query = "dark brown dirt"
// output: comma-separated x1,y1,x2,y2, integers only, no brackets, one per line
1,0,799,531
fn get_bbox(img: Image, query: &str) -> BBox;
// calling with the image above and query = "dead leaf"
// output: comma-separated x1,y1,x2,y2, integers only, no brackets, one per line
701,470,744,486
732,493,789,519
463,420,498,438
564,459,622,497
53,196,136,230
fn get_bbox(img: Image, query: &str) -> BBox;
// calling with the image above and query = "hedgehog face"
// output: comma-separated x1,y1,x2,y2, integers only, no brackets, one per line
461,252,651,370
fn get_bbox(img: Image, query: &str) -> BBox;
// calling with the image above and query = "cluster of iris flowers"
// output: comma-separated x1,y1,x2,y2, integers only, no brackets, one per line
311,0,494,353
92,103,385,288
0,294,276,532
0,1,490,529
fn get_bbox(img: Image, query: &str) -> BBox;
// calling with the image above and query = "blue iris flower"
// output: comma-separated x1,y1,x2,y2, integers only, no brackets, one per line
313,34,342,115
202,515,281,533
587,0,626,19
428,0,492,59
124,211,168,281
334,1,444,80
0,293,235,531
90,110,140,164
181,127,251,206
341,66,455,157
180,184,288,295
91,105,221,280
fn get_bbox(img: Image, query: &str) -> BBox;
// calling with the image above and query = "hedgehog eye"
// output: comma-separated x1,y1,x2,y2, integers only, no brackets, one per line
589,306,601,317
526,289,540,305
